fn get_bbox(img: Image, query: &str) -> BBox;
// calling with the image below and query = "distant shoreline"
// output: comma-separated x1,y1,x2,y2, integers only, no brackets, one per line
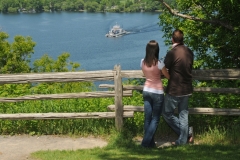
1,10,162,14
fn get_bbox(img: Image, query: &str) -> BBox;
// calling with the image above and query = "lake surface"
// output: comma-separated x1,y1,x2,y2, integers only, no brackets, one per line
0,12,169,71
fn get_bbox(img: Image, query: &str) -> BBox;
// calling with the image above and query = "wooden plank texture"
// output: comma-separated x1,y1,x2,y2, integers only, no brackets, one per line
192,69,240,80
0,69,239,84
100,84,240,94
114,65,123,131
120,69,240,80
0,68,239,121
0,70,114,84
0,90,133,102
0,111,134,120
193,87,240,94
108,105,240,116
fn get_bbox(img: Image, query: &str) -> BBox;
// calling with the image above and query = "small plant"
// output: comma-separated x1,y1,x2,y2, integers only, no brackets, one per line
196,126,240,145
106,129,137,149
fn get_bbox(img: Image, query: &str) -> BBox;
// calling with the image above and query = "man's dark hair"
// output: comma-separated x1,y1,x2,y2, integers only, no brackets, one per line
172,29,184,43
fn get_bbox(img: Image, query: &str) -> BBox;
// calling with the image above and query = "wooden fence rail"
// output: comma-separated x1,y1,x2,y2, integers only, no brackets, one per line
0,65,240,130
107,105,240,116
0,111,134,120
0,91,132,102
99,84,240,94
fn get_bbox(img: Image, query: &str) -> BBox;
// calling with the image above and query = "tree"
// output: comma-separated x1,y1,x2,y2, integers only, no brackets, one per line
61,0,75,11
158,0,240,129
84,1,99,12
145,1,161,12
0,0,10,13
0,32,35,73
7,7,18,13
75,0,84,11
53,2,62,11
32,53,80,72
159,0,240,69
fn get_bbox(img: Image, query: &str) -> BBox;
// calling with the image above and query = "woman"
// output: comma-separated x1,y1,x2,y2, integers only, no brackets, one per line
141,40,170,148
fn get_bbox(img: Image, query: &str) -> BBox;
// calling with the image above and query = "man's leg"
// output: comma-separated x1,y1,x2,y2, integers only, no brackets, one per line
162,94,181,136
162,94,192,145
175,96,189,145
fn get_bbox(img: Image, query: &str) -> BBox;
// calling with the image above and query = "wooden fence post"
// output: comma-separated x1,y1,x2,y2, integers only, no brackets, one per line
114,65,123,131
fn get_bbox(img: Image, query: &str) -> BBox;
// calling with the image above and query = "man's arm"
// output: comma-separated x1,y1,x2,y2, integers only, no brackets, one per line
164,51,173,69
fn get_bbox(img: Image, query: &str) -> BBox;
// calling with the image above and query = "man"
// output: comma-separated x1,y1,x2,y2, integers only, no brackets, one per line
162,29,194,145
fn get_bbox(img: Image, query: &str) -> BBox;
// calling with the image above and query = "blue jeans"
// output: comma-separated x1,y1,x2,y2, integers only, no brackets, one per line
162,93,189,145
141,91,164,147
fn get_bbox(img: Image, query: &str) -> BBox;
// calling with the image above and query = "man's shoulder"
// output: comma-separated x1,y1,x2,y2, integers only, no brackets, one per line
175,45,193,54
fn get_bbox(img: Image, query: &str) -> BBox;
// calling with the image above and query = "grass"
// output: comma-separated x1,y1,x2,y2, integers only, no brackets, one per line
31,144,240,160
30,127,240,160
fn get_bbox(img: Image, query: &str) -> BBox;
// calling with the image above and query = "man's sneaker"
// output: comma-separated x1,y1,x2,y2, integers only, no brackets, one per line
188,126,194,144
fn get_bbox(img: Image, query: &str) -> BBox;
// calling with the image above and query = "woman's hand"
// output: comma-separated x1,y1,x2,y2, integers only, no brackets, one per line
162,66,170,80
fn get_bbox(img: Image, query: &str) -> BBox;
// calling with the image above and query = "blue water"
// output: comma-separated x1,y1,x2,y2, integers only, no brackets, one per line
0,12,169,71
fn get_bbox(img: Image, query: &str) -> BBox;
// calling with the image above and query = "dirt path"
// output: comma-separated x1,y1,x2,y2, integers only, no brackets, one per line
0,135,108,160
0,135,173,160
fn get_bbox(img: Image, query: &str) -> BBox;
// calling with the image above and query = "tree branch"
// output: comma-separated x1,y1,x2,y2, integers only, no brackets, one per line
160,0,234,31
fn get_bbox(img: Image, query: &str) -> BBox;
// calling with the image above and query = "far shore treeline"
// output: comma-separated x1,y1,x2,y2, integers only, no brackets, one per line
0,0,174,13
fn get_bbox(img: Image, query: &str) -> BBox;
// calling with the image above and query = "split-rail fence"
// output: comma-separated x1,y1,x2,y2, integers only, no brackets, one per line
0,65,239,130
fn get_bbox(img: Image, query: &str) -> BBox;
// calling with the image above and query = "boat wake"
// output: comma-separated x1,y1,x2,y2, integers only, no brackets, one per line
126,23,160,35
105,23,160,37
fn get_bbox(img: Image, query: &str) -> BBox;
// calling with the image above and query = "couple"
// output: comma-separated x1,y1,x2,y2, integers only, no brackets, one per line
140,29,194,147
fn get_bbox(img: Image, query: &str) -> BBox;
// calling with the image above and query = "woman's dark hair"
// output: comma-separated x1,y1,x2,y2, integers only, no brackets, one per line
144,40,159,67
172,29,184,43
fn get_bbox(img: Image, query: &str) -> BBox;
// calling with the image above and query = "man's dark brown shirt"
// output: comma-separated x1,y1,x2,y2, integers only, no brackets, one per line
164,43,194,96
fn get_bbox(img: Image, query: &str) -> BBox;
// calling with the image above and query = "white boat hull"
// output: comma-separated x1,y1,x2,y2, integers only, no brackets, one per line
105,32,128,37
105,23,128,38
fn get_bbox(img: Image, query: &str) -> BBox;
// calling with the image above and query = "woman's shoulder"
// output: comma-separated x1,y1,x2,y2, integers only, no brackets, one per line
158,59,164,64
157,60,165,69
140,59,144,67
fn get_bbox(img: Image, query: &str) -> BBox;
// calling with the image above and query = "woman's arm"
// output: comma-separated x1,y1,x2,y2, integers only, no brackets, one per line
162,66,170,80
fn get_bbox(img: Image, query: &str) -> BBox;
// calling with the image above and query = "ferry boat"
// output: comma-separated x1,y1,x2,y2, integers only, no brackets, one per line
105,23,128,37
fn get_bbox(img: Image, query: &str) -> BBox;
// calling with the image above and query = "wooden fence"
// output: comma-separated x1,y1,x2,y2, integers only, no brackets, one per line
0,65,239,130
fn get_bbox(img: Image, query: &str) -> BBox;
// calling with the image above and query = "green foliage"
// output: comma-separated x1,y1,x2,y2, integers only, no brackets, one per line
0,72,147,136
106,129,136,149
0,34,118,135
33,53,80,72
144,0,161,12
159,0,240,69
0,0,164,13
159,0,240,134
7,7,18,13
198,125,240,145
0,32,35,73
0,31,118,135
84,1,99,12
